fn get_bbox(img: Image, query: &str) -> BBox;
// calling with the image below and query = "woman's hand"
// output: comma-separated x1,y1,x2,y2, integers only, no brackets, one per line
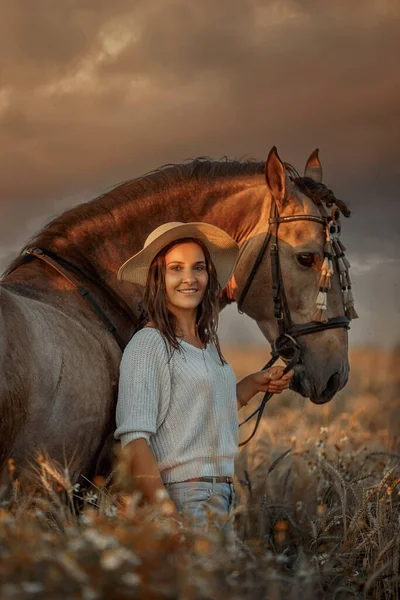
252,366,294,394
237,367,294,409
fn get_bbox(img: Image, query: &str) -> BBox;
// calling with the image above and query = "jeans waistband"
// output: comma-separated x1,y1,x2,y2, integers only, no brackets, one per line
173,476,233,484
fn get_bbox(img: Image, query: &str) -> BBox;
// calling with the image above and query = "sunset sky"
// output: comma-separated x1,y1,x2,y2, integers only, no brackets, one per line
0,0,398,348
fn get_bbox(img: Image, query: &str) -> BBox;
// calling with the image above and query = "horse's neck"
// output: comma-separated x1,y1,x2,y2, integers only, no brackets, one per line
205,185,271,242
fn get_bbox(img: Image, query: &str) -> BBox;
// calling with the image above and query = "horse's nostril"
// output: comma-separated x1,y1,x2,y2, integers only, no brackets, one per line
325,372,341,398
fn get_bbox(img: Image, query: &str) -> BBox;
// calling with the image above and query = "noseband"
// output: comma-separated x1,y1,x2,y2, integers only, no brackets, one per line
237,188,357,446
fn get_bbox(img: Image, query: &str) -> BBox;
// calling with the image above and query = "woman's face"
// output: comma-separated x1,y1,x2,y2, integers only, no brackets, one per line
164,242,209,314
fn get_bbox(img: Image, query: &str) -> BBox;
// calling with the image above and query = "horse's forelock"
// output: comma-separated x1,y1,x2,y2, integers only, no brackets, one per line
290,173,351,218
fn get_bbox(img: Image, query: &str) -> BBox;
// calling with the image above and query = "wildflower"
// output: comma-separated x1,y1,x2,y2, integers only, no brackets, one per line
21,582,45,594
101,548,133,571
317,553,329,565
84,529,117,551
121,573,141,586
83,491,98,505
104,505,118,518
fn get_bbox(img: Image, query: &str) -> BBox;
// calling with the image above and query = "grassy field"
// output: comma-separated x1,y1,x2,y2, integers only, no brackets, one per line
1,346,399,599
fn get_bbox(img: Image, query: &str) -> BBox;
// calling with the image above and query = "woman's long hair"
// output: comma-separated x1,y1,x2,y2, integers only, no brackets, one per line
136,238,226,364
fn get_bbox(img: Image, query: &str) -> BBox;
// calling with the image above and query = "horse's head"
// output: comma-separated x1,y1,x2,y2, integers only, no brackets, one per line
235,147,355,404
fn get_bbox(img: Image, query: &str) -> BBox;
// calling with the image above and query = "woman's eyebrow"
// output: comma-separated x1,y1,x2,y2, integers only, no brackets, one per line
166,260,206,265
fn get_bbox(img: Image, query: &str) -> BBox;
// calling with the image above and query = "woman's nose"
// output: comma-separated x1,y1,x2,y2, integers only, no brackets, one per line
182,271,197,283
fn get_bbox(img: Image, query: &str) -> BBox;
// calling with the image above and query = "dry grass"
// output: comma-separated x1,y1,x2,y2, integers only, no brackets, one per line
1,346,400,599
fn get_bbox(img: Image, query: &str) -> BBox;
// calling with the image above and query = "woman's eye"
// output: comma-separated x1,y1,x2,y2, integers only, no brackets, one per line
169,264,205,272
297,253,315,268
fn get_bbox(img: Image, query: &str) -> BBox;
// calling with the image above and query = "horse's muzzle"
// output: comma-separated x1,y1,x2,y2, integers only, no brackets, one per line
290,364,348,404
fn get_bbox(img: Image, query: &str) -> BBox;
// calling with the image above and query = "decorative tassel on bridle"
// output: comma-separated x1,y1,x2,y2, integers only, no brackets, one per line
312,207,358,323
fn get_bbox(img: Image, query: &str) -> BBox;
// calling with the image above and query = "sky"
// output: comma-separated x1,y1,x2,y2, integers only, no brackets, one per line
0,0,399,348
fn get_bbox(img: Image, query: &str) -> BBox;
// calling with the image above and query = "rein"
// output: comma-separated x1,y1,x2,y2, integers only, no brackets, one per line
237,191,354,447
22,248,127,351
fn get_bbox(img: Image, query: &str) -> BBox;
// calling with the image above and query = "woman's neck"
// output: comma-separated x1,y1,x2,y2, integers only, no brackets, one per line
170,308,198,338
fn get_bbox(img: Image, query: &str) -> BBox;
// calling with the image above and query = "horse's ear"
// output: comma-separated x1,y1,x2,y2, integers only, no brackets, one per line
304,149,323,182
265,146,286,207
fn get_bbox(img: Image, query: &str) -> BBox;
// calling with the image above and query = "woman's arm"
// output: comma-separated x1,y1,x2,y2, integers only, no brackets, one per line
236,366,294,411
122,438,181,518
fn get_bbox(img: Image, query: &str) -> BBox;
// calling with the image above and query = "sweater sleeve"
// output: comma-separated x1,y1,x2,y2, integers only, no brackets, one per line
114,329,171,448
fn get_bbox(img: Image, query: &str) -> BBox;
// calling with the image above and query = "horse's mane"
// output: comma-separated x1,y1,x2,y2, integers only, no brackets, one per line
42,157,266,231
2,158,264,277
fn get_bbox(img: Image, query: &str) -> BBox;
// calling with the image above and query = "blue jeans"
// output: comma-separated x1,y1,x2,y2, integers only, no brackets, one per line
165,479,236,535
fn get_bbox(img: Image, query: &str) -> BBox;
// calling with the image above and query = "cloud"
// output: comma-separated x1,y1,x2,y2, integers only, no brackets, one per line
1,1,398,206
350,255,398,276
0,0,398,346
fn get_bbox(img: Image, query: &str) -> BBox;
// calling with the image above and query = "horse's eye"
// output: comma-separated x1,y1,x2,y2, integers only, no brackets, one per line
297,253,315,268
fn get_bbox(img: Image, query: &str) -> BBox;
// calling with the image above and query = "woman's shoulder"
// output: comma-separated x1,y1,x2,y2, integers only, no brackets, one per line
125,327,168,355
134,324,160,336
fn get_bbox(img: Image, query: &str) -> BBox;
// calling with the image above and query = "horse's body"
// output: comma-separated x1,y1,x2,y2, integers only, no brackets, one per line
0,148,352,487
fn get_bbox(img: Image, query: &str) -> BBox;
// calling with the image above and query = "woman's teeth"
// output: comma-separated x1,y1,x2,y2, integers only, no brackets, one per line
178,289,198,294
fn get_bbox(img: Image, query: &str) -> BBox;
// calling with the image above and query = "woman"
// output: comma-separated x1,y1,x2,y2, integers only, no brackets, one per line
114,222,292,531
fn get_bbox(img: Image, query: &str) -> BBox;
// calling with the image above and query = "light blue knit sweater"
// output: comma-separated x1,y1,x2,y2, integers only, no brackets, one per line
114,328,238,483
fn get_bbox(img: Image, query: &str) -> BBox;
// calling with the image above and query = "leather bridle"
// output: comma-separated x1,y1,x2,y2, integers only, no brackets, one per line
237,195,350,447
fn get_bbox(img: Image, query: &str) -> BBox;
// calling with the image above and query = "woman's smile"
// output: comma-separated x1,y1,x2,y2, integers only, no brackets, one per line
177,288,199,294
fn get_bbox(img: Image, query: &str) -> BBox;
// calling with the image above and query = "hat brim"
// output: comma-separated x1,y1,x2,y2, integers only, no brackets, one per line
117,222,239,288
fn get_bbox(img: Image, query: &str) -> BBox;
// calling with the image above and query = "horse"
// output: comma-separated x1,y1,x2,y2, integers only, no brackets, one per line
0,147,354,488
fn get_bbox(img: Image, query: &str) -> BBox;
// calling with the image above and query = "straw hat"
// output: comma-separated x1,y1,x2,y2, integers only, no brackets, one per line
117,222,239,288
